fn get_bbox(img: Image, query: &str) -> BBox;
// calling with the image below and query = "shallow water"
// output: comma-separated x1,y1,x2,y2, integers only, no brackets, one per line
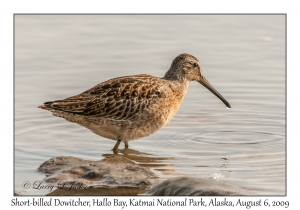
15,15,285,195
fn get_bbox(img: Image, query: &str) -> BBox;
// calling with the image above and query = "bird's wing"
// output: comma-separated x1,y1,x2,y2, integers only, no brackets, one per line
39,74,163,120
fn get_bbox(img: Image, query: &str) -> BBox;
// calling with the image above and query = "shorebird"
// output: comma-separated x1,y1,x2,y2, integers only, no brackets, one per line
38,53,231,154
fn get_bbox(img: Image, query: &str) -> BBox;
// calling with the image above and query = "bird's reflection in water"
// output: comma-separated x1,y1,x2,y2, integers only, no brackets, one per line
102,147,176,174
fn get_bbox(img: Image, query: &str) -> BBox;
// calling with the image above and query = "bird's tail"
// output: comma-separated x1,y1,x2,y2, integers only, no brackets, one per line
37,101,54,110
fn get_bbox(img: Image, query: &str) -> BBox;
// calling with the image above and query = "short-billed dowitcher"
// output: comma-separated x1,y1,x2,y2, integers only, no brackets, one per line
38,53,231,153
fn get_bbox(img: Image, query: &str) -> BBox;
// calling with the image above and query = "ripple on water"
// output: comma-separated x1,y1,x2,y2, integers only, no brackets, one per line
198,131,284,147
138,128,285,195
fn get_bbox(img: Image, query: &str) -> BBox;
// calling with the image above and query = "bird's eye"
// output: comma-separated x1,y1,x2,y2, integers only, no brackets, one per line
193,63,198,68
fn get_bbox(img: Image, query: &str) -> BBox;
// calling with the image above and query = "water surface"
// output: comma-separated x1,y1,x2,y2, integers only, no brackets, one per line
15,15,285,195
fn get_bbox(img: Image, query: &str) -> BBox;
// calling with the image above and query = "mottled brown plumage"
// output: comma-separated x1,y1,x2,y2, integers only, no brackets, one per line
38,53,231,153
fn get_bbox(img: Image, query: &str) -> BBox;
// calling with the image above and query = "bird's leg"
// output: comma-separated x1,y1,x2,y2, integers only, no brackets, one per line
112,136,122,154
124,142,129,149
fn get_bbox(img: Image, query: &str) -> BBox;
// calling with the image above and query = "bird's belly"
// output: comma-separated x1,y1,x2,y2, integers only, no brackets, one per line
55,118,165,142
83,111,173,142
51,102,180,142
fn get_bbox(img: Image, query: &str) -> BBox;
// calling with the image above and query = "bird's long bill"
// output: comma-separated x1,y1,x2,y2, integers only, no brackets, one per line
198,76,231,108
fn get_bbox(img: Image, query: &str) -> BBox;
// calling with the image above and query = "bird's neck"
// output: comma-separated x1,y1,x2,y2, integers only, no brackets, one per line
163,75,188,85
163,67,185,81
162,77,189,96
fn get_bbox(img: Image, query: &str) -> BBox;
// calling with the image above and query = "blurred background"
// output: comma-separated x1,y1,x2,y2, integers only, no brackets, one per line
15,15,285,195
